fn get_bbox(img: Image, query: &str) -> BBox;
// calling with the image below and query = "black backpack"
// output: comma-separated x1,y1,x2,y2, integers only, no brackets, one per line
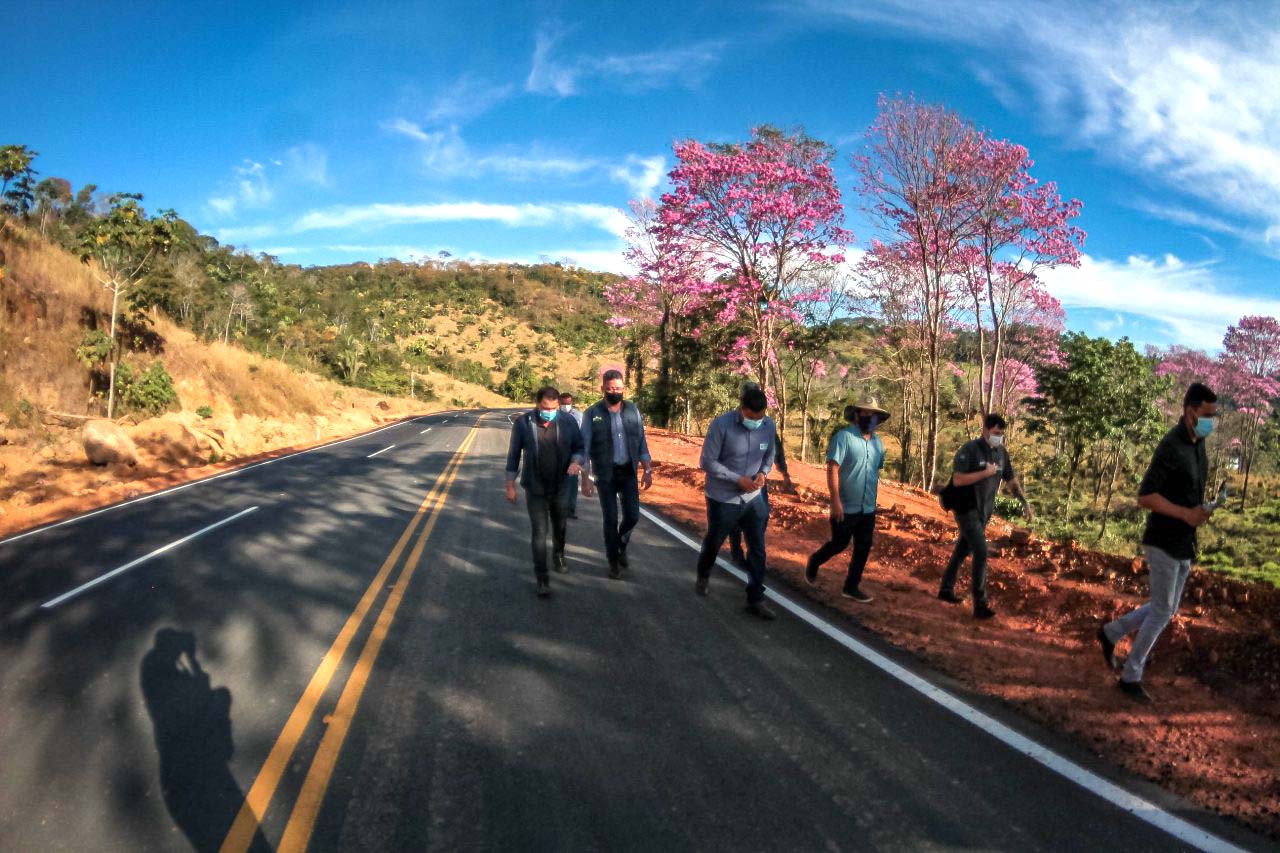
938,475,977,514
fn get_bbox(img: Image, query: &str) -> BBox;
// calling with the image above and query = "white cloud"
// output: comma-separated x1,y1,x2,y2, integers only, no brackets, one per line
810,1,1280,244
609,155,666,198
283,143,330,186
383,119,661,195
525,21,725,96
1039,252,1280,349
217,200,630,243
259,243,629,273
425,75,513,124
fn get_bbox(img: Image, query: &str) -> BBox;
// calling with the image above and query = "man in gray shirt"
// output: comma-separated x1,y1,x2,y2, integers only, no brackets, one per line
695,385,777,619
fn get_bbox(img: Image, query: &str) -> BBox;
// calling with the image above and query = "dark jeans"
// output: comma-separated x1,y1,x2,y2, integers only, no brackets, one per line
526,489,568,577
597,464,640,560
697,495,768,603
940,509,990,608
565,474,579,514
728,483,770,558
809,511,876,590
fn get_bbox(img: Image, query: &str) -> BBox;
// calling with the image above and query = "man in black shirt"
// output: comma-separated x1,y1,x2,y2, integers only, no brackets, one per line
506,386,585,596
1099,382,1218,703
938,413,1032,619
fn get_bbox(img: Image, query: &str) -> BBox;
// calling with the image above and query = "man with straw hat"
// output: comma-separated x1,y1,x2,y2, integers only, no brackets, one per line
804,398,889,602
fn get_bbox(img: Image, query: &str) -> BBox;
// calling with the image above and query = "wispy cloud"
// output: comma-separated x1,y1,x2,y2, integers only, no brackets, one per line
525,21,725,96
383,120,666,195
206,144,330,217
425,74,513,124
259,243,628,273
1039,252,1280,349
808,1,1280,247
215,200,629,244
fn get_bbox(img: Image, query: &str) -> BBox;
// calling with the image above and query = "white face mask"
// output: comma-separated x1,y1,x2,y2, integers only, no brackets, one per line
988,433,1005,448
559,404,573,413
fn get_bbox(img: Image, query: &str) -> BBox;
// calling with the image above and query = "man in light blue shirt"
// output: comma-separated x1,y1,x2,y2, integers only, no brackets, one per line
805,400,888,603
695,385,777,619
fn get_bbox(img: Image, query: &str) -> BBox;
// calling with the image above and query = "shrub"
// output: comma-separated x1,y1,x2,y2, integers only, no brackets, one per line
116,362,180,415
196,405,214,419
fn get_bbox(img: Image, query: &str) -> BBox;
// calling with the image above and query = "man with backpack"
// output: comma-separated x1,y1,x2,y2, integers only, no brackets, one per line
937,413,1032,619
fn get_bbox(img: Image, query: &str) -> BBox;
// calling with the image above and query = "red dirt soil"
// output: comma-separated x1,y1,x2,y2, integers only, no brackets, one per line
643,428,1280,840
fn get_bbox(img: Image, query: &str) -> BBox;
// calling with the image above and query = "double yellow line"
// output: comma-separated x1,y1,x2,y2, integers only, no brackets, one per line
222,421,482,853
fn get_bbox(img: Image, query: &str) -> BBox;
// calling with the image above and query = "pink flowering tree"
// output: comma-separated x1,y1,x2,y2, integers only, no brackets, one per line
854,95,985,489
960,137,1084,417
1222,315,1280,505
607,198,719,427
657,126,852,428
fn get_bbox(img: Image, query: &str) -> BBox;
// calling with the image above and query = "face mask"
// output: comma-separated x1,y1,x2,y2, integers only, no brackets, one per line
856,415,879,433
604,392,624,406
1194,417,1214,438
559,404,573,413
988,434,1004,448
742,417,764,431
539,409,558,422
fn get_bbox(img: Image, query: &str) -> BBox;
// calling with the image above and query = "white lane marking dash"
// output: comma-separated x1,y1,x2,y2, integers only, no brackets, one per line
637,506,1243,853
41,506,261,610
367,444,396,458
420,428,432,434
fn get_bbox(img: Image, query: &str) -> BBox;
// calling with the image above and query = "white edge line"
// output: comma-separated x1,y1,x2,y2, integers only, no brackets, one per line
41,506,261,610
366,444,396,459
0,416,435,548
637,505,1244,853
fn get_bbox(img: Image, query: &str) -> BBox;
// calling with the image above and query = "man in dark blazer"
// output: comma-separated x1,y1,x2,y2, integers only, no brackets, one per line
506,386,585,596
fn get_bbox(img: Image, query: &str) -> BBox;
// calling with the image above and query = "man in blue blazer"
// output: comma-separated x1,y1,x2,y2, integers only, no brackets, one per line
506,386,586,596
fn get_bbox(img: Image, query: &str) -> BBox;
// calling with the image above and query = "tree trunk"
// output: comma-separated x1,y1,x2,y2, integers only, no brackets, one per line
105,282,121,419
1098,450,1123,541
656,307,673,428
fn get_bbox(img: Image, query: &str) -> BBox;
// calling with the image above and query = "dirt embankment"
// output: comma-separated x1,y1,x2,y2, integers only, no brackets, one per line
644,428,1280,840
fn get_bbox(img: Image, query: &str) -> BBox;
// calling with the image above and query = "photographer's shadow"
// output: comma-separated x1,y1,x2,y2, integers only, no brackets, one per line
140,629,268,852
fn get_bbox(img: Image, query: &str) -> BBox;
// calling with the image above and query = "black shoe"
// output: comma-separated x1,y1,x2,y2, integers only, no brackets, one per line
1097,626,1116,669
536,576,551,597
730,547,747,566
553,553,568,574
938,589,963,604
695,577,709,597
608,558,623,580
1117,679,1153,704
617,546,629,569
804,556,819,586
974,604,997,619
842,586,873,603
745,601,777,621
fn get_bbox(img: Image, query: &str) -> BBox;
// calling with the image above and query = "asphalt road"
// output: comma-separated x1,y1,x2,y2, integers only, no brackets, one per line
0,410,1269,852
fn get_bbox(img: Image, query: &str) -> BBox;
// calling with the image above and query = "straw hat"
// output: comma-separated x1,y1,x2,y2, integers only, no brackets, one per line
847,397,891,421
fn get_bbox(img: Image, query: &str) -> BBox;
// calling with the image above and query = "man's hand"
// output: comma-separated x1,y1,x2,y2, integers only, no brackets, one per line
752,472,767,489
830,500,844,523
505,481,517,504
1182,506,1213,527
984,462,1000,478
641,467,653,491
736,475,758,493
567,462,583,476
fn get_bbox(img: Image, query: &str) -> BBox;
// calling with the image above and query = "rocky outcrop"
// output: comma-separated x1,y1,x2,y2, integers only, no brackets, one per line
82,420,138,466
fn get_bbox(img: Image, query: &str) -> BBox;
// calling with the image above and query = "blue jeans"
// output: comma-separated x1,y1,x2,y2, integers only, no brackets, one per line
697,494,768,603
597,465,640,560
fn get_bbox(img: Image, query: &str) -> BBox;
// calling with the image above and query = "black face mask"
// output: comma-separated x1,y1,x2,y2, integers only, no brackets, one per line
604,392,624,406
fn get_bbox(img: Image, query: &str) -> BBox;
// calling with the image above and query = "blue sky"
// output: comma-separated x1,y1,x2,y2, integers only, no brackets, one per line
5,0,1278,349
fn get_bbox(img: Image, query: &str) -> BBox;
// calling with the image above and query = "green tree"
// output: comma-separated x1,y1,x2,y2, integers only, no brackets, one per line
0,144,38,216
76,194,176,417
33,177,72,236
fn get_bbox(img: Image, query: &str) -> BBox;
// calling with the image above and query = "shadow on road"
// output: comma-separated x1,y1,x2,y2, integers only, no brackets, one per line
140,628,268,853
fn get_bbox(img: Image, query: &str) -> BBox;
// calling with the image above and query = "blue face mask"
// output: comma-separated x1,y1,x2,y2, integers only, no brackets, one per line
1194,416,1214,438
539,409,558,422
742,417,764,431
